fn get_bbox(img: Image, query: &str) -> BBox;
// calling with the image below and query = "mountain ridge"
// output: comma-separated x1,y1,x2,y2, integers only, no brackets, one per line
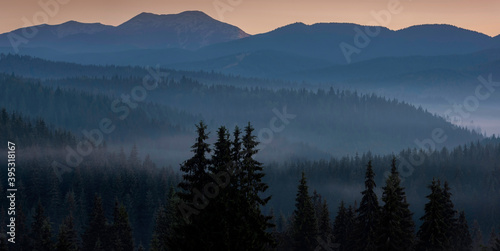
0,11,249,51
0,11,499,67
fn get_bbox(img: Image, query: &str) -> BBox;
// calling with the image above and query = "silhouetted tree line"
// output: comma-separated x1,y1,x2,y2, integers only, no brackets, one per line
272,159,492,251
0,108,75,148
1,115,498,250
0,61,485,157
0,74,198,142
0,54,291,88
265,137,500,240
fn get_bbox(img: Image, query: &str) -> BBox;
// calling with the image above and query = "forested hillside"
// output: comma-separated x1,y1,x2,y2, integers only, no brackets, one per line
0,74,198,139
0,114,498,250
0,71,483,161
1,6,499,251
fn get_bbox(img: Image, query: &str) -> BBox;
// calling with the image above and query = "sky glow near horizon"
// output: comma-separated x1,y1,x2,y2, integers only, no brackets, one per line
1,0,499,36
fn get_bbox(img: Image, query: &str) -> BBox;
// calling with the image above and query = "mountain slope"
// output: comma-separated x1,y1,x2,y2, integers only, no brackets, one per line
0,11,249,53
198,23,498,64
1,15,498,65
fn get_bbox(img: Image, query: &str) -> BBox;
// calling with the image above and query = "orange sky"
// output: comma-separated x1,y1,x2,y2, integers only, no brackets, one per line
2,0,499,36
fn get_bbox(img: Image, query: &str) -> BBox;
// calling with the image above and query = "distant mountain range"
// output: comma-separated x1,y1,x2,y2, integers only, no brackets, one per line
0,10,499,88
1,11,498,60
0,11,249,52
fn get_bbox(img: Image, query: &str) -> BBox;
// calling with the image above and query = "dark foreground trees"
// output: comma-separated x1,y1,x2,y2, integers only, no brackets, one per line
291,172,318,250
377,157,415,251
417,179,473,251
277,158,476,251
353,161,380,251
167,121,274,250
2,116,491,251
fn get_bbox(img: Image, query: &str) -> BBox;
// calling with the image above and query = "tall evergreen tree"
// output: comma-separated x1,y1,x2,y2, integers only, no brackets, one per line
377,157,415,251
344,205,357,251
292,172,318,251
111,201,134,251
441,181,457,248
471,220,483,251
417,179,449,251
82,195,109,251
453,211,472,251
312,190,322,225
153,187,180,251
203,126,232,250
170,123,274,250
226,126,245,250
317,199,333,240
354,160,380,251
333,201,347,251
56,214,79,251
171,121,212,250
236,123,275,250
31,201,53,251
177,121,211,221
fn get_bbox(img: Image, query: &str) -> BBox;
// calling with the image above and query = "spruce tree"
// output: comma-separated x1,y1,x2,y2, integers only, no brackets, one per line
312,190,322,225
177,121,211,222
377,157,415,251
111,201,134,251
344,205,357,251
172,121,211,250
204,126,232,250
454,211,472,251
441,181,457,248
150,205,167,251
82,195,109,251
226,126,245,250
154,187,180,251
318,199,333,240
417,179,448,251
471,220,483,251
333,201,347,250
237,123,275,250
292,172,318,251
32,201,53,251
56,214,79,251
354,160,380,251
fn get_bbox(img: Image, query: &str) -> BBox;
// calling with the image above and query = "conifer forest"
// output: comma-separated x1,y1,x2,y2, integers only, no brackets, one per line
1,3,500,250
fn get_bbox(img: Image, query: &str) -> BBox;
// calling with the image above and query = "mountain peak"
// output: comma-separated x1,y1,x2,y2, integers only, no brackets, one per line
398,24,491,38
178,10,211,17
109,11,249,49
45,20,112,38
126,11,213,24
